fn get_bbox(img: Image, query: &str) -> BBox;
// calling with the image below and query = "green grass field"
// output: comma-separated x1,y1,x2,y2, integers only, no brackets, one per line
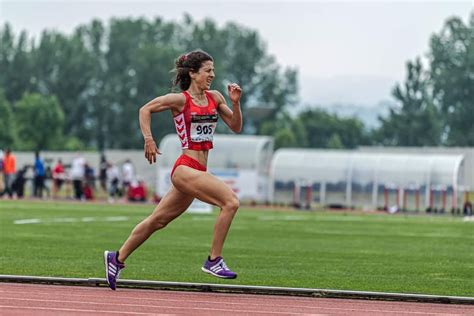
0,200,473,297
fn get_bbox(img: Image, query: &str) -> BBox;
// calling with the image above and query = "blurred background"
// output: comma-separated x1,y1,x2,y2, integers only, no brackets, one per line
0,0,472,214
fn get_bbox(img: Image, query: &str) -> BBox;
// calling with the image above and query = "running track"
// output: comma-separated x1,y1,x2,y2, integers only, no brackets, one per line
1,283,473,315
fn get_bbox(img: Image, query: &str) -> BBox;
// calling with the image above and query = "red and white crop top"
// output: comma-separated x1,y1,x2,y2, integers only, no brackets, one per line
173,90,218,151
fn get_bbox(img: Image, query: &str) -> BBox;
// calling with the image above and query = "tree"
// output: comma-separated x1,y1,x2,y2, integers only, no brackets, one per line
374,58,442,146
0,90,15,147
0,24,15,93
429,13,474,145
32,29,96,145
327,134,344,149
298,108,369,149
261,108,368,149
97,17,180,148
76,20,108,151
274,128,297,149
0,24,35,103
1,16,300,150
260,112,301,149
15,93,65,150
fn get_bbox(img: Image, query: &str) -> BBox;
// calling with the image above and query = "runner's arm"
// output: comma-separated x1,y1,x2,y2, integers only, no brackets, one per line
139,93,185,164
212,86,242,133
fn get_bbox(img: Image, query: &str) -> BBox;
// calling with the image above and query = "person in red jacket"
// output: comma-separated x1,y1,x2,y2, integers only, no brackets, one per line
52,159,65,199
1,148,16,198
127,179,147,202
104,50,242,290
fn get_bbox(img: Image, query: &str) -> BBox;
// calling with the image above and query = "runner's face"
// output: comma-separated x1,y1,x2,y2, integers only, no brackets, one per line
193,61,215,90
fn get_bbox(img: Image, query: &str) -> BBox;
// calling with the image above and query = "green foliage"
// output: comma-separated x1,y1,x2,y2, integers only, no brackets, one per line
327,134,344,149
260,108,369,149
376,13,473,146
0,24,34,103
274,127,298,148
297,108,369,149
375,58,442,146
429,13,474,145
60,136,89,151
1,12,472,149
0,90,16,147
0,17,298,149
14,93,65,150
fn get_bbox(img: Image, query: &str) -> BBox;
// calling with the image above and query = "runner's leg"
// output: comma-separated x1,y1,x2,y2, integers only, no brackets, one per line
117,185,194,262
172,166,239,259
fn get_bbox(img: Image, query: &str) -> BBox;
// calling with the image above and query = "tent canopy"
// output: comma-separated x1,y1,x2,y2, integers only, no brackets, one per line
271,149,464,189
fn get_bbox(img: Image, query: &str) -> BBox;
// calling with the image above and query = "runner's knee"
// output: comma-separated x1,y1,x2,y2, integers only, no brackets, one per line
223,194,239,213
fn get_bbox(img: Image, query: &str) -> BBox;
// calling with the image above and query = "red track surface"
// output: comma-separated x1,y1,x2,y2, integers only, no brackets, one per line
1,283,473,315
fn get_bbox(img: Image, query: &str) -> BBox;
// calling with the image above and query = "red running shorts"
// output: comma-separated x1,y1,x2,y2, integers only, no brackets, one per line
171,154,207,178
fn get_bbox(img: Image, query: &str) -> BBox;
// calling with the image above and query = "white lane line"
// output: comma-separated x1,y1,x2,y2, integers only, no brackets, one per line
105,216,129,222
13,216,129,225
258,215,309,221
13,218,41,224
0,305,159,315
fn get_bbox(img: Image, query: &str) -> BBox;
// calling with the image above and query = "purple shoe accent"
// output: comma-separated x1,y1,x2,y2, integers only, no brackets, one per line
201,256,237,279
104,251,125,290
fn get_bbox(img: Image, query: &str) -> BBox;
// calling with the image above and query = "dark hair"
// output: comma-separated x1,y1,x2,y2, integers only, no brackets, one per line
173,50,213,91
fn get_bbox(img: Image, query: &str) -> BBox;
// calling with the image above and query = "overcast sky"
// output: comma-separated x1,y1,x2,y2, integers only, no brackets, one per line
0,0,471,106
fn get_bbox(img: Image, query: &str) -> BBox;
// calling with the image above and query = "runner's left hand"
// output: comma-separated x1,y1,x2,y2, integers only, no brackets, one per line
227,83,242,104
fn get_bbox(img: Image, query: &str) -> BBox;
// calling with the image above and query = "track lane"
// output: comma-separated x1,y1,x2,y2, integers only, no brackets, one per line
1,283,473,316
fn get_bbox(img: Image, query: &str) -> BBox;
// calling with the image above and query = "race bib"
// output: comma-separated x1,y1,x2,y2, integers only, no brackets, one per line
190,114,218,142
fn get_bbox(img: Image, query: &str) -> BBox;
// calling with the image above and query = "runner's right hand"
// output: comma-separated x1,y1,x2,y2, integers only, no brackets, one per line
144,138,161,164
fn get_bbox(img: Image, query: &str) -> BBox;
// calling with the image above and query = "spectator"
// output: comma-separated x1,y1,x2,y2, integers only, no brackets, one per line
33,151,46,198
12,166,28,198
52,159,66,199
70,153,85,200
464,199,473,216
106,162,120,203
0,148,16,199
84,163,95,188
44,163,52,198
83,163,95,200
127,179,147,202
121,159,134,194
0,149,4,193
83,182,94,200
99,154,108,193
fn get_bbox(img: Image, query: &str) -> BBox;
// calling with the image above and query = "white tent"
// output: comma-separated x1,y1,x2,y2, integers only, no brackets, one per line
270,149,464,211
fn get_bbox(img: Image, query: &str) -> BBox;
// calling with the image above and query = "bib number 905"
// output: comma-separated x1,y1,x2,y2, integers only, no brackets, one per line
191,122,216,142
196,125,213,135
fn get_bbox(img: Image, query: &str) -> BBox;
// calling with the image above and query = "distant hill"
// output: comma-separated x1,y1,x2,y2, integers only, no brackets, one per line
298,74,397,128
315,101,393,129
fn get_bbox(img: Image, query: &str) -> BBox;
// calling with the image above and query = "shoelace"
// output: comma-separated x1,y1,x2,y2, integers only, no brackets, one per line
219,260,230,271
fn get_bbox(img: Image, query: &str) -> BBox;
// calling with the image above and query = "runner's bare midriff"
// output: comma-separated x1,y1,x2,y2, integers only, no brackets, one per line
182,149,209,166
